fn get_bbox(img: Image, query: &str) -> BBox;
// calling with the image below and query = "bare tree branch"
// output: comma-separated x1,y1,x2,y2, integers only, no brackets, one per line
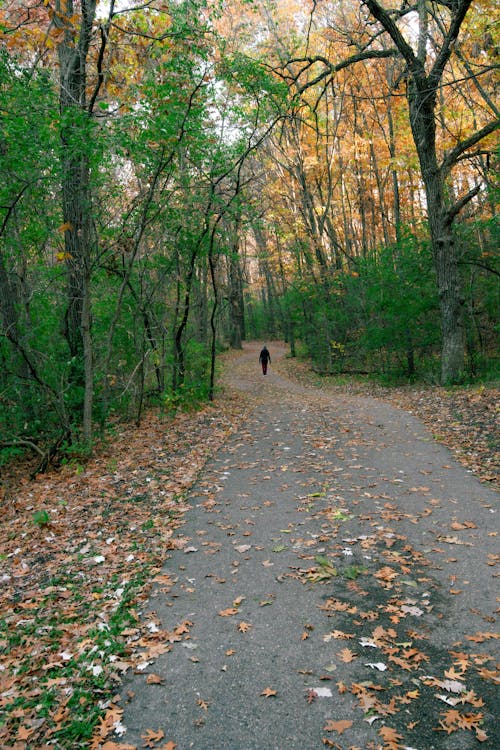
361,0,419,72
446,183,481,224
441,117,500,175
279,49,399,95
430,0,473,84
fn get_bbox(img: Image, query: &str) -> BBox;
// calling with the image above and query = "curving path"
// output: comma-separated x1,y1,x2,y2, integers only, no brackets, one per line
119,343,499,749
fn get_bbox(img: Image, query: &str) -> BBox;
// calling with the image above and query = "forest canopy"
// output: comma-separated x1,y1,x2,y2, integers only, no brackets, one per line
0,0,498,468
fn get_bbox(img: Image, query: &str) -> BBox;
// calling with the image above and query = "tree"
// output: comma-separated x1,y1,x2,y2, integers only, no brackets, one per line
284,0,499,382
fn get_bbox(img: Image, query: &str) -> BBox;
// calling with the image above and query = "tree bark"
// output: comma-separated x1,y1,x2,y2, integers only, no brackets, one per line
228,231,245,349
56,0,97,437
360,0,481,382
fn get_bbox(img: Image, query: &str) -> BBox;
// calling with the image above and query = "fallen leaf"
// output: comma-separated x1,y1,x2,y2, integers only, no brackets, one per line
323,719,353,734
378,725,403,747
219,608,238,617
237,621,251,633
146,674,165,685
141,728,165,747
261,687,277,698
450,521,477,530
436,535,472,546
338,648,357,663
234,544,251,553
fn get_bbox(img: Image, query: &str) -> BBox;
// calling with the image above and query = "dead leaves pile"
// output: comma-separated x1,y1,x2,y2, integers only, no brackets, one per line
0,395,248,749
295,502,499,749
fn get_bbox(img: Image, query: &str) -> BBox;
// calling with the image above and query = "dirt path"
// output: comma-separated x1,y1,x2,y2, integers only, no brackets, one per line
119,343,499,750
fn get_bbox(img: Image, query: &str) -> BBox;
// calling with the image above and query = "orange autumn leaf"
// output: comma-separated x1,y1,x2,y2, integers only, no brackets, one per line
466,631,499,643
58,221,73,233
338,647,357,663
17,726,35,740
219,607,239,617
141,728,165,747
237,621,251,632
260,687,277,697
327,629,354,640
323,719,353,734
146,673,165,685
174,620,192,635
378,725,403,748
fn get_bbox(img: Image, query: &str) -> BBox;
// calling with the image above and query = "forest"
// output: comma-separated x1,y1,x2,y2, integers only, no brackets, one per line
0,0,498,468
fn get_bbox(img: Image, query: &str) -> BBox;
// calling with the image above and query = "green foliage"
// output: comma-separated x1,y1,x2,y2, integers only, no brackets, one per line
249,220,498,384
32,510,50,527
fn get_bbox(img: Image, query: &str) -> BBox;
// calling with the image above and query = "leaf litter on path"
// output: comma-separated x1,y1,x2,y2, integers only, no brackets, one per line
0,393,249,748
2,343,498,749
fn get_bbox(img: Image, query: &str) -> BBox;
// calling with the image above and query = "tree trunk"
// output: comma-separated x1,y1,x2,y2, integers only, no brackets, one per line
228,237,245,349
408,76,465,382
57,0,97,434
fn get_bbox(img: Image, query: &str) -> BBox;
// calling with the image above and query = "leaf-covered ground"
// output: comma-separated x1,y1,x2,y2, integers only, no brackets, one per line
275,357,499,489
0,387,249,749
0,345,498,749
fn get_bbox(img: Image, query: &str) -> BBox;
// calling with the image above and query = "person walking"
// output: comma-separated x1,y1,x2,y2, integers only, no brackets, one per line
259,345,271,375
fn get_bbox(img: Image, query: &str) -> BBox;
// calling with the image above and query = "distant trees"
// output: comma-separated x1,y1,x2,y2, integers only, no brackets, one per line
240,0,498,382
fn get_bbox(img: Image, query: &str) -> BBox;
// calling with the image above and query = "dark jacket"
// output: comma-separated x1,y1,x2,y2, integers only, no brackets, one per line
259,347,271,364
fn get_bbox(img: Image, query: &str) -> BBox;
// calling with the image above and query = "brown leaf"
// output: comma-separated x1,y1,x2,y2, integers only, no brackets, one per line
450,520,477,530
323,719,353,734
338,648,357,663
260,687,277,698
378,725,403,748
219,607,238,617
17,726,35,740
58,221,74,233
237,621,251,633
146,673,165,685
141,728,165,747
